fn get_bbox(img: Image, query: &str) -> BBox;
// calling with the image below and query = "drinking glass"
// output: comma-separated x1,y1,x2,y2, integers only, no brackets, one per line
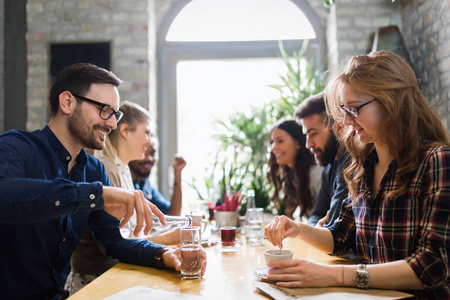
220,226,236,247
180,227,202,280
245,207,264,246
242,190,256,235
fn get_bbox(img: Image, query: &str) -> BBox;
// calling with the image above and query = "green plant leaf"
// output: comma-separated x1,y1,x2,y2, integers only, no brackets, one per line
189,41,325,211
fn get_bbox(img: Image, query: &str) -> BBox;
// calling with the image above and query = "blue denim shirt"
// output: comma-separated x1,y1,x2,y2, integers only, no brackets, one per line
134,179,170,214
0,125,165,299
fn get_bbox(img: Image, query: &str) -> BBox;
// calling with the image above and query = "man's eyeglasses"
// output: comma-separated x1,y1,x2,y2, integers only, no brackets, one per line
339,98,378,118
71,93,123,122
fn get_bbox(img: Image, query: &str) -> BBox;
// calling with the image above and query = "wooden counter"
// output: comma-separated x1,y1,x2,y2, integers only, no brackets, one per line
68,234,357,299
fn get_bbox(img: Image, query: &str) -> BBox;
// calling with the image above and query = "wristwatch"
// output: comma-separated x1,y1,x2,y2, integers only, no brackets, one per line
155,248,171,269
353,264,370,289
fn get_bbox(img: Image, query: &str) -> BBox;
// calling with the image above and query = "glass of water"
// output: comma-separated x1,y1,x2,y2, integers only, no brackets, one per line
180,226,202,280
245,207,264,246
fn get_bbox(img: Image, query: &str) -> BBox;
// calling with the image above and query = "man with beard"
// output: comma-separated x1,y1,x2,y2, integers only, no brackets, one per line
295,92,350,228
129,136,186,216
0,63,206,299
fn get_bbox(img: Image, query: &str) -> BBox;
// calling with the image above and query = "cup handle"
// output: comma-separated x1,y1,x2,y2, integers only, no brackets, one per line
201,219,208,233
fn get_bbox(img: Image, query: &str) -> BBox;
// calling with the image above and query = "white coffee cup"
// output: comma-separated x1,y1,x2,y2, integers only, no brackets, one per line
186,213,208,233
263,249,293,265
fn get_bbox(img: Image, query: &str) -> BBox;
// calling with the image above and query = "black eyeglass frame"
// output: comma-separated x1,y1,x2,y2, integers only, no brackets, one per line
340,98,378,118
71,93,123,122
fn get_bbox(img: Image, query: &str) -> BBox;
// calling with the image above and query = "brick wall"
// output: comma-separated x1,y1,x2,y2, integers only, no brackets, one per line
329,0,402,71
2,0,449,131
401,0,450,129
324,0,449,130
25,0,151,130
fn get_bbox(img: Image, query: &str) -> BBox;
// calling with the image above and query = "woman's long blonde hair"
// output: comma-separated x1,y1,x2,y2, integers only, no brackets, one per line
104,101,151,161
325,50,449,204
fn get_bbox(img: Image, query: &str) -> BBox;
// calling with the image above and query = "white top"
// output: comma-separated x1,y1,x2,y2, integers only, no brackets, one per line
93,138,134,190
292,164,322,222
308,164,322,202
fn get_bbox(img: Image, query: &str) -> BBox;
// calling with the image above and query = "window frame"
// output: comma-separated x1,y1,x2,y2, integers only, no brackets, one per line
155,0,325,197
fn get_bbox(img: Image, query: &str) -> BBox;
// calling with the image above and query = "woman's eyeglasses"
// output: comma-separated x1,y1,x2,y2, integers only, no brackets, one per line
339,98,378,118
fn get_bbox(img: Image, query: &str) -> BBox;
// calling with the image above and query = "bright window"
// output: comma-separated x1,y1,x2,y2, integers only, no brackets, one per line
177,58,294,203
166,0,316,42
157,0,321,205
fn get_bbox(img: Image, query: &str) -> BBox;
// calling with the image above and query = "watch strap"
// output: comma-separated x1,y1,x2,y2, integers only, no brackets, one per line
155,247,171,269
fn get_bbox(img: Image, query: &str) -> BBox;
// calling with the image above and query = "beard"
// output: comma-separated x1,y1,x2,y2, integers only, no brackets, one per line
129,161,153,179
314,134,338,167
68,105,108,150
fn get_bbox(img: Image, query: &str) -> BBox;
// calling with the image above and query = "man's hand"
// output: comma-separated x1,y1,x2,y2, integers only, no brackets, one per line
315,211,329,228
173,155,187,174
162,248,207,277
102,186,165,236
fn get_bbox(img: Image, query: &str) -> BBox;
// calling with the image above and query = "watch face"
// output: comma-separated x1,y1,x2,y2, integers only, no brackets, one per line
355,270,370,288
356,273,369,286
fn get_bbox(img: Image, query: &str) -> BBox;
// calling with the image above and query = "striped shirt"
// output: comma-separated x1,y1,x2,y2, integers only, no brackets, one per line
329,145,450,299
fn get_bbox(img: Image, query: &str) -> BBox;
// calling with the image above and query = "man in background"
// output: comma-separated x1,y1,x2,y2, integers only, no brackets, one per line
295,92,350,228
129,135,186,216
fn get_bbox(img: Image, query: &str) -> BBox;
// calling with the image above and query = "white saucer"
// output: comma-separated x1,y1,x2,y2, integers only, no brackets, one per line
252,266,269,279
252,266,277,282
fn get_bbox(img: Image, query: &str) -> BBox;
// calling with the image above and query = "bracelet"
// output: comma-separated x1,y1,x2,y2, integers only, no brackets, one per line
173,182,180,186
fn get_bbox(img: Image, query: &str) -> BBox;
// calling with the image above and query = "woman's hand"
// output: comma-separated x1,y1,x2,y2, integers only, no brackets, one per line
264,215,302,248
266,259,340,288
163,248,207,277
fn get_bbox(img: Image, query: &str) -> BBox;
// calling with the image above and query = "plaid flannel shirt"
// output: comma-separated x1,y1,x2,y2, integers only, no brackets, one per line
329,145,450,299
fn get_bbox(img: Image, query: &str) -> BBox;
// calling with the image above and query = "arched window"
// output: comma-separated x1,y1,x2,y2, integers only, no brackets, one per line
156,0,324,199
166,0,316,42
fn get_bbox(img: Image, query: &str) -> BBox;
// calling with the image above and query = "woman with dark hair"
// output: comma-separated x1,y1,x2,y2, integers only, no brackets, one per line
264,51,450,299
268,119,322,220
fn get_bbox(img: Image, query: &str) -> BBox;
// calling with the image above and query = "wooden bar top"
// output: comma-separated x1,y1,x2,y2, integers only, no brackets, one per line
68,233,354,299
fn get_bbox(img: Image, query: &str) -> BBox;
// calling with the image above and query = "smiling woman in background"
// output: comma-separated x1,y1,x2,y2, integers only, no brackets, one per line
268,119,321,220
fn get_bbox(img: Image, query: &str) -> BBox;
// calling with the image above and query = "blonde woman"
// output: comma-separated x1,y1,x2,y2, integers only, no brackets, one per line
264,51,450,299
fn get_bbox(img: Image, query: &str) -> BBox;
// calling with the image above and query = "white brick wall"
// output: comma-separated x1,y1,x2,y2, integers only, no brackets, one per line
400,0,450,129
26,0,151,130
2,0,449,132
